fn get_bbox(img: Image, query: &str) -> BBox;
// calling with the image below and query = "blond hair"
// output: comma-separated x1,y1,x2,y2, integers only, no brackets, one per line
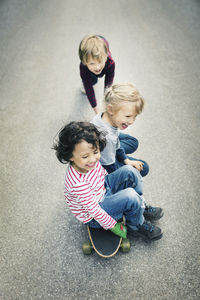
79,35,108,64
104,83,144,114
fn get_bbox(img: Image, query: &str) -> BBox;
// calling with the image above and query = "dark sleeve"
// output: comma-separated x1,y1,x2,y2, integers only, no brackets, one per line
104,59,115,89
80,63,97,108
116,147,127,162
102,163,117,174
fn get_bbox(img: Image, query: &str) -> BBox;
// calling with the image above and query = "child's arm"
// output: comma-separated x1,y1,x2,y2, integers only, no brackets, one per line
101,148,126,173
102,163,117,174
104,58,115,90
99,36,114,89
80,64,98,111
72,182,116,230
116,147,144,172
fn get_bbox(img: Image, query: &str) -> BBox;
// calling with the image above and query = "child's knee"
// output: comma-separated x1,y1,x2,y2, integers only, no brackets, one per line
123,164,140,179
122,164,135,173
121,165,141,185
141,161,149,177
124,187,136,197
130,136,139,150
124,188,142,209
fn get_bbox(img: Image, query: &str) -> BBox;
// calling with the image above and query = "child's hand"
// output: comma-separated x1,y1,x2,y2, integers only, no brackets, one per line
110,222,127,239
125,159,144,172
93,106,99,114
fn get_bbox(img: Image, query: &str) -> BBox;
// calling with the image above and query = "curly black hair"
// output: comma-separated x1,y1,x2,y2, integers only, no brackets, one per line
53,121,106,164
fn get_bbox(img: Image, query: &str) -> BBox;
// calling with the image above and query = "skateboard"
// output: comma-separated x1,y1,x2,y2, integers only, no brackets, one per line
82,221,130,258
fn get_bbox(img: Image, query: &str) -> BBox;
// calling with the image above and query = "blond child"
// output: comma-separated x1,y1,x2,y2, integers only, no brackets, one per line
91,83,164,221
79,35,115,114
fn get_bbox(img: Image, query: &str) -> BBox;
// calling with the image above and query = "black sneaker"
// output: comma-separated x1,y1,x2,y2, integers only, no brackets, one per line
127,220,163,241
143,205,164,221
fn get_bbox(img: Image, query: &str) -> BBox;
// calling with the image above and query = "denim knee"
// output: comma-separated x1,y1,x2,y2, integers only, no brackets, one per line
120,134,139,154
130,136,139,151
120,165,143,194
123,188,141,209
140,161,149,177
122,165,140,181
122,164,136,174
124,165,144,195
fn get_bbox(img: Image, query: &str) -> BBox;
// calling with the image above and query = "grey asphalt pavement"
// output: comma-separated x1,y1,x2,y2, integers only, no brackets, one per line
0,0,200,299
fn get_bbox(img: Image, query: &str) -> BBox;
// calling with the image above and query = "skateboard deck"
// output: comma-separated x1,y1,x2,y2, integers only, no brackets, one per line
88,226,122,258
82,223,130,258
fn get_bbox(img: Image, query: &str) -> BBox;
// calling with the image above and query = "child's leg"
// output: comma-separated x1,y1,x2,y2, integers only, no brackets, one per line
88,166,144,229
105,164,143,196
88,188,145,228
88,166,163,240
105,164,162,221
118,133,149,177
88,189,162,241
102,188,145,226
119,132,138,154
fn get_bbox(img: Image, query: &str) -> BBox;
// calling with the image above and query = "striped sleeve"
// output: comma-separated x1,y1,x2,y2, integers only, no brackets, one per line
71,182,116,230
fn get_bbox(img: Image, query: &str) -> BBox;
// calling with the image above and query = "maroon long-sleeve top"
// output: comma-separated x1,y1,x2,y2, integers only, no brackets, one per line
79,38,115,108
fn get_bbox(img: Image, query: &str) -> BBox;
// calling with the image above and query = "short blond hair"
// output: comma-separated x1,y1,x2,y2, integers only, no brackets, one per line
104,83,144,114
79,35,108,64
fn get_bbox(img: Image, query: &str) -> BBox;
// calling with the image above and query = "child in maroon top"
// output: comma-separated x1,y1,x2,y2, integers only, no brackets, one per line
79,35,115,114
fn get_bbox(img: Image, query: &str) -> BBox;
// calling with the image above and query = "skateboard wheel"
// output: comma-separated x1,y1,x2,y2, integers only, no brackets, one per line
82,240,93,255
120,238,131,253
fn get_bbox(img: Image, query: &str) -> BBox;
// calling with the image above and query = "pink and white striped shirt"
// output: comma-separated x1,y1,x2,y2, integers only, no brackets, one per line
64,161,116,229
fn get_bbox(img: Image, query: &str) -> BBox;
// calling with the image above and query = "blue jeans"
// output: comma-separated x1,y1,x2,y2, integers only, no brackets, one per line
88,165,145,229
119,132,149,177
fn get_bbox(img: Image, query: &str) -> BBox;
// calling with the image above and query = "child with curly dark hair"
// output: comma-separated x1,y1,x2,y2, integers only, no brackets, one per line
53,121,162,241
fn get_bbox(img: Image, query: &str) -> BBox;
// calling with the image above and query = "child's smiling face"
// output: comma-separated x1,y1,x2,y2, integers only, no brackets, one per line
105,102,138,130
70,140,101,173
85,56,107,75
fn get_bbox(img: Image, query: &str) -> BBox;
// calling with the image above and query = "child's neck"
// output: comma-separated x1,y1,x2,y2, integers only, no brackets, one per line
102,112,117,128
71,162,88,174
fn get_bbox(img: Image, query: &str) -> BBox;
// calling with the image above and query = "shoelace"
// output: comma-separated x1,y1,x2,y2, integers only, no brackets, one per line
142,221,154,232
145,205,156,212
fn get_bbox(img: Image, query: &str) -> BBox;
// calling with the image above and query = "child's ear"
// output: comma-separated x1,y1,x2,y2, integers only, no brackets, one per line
107,104,114,115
